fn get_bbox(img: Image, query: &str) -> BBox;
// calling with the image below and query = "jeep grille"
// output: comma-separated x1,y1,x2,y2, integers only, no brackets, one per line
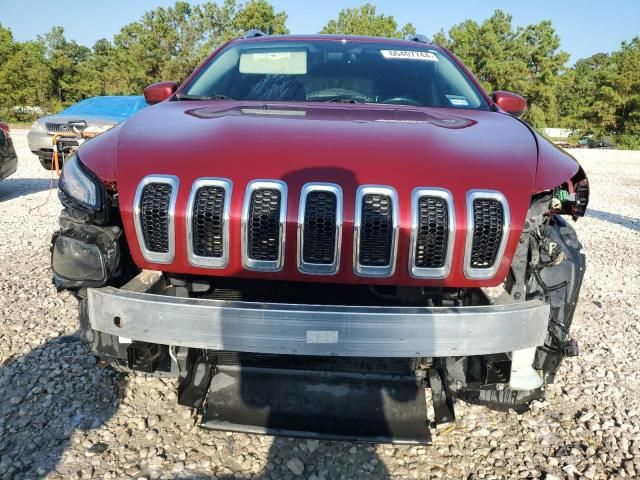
133,178,511,280
140,183,172,253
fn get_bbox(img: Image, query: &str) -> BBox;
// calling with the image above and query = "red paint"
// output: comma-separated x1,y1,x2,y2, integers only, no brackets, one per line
144,82,178,105
492,91,527,118
76,35,587,288
77,124,120,190
532,132,581,192
0,122,9,136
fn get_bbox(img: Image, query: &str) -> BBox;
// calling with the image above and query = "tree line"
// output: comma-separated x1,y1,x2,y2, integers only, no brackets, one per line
0,1,638,148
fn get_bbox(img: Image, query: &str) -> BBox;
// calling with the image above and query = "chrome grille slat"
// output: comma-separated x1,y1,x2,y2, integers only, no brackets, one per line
464,190,510,279
130,176,511,281
297,183,343,275
46,122,69,133
186,178,232,268
409,188,455,279
133,175,179,264
242,180,287,272
353,186,399,277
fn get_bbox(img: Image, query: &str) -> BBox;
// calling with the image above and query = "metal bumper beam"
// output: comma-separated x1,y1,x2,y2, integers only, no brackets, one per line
87,283,550,358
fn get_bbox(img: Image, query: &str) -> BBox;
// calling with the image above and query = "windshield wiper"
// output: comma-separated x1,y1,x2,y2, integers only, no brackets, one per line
175,93,234,101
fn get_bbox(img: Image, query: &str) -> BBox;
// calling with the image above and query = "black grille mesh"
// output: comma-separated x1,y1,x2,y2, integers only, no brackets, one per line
415,196,449,268
302,191,337,264
471,199,504,268
358,193,394,266
247,189,281,261
140,183,172,253
192,186,226,258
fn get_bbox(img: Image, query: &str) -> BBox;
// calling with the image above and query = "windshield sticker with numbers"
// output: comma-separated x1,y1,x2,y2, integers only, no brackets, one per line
446,95,470,106
380,50,439,62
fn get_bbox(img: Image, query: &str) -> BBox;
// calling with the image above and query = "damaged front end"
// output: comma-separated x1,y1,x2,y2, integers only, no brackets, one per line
50,153,588,444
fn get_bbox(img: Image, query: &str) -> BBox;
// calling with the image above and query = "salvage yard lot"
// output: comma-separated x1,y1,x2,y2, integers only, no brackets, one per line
1,129,639,479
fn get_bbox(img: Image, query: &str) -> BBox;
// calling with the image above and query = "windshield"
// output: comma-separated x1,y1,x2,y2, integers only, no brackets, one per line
183,39,488,110
61,96,146,118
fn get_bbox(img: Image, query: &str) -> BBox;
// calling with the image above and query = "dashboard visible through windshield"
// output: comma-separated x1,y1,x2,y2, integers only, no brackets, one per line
182,39,489,110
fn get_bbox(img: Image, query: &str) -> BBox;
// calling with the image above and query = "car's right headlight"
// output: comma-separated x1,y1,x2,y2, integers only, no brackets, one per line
59,153,101,210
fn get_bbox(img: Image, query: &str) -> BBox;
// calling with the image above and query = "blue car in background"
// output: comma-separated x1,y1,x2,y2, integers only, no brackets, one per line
28,95,147,170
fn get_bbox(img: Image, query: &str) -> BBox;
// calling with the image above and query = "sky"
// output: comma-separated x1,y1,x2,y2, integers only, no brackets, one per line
1,0,639,64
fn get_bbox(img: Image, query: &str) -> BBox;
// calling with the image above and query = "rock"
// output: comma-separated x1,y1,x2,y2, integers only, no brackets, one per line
286,458,305,476
583,464,597,479
306,439,319,454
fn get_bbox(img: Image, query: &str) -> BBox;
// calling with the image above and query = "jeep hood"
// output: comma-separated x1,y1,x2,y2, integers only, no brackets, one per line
80,101,541,286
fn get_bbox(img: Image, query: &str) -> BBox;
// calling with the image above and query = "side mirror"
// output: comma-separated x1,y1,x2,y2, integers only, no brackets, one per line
143,82,178,105
491,91,526,118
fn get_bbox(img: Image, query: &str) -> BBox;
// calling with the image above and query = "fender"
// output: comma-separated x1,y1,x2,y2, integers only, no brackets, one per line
533,132,582,193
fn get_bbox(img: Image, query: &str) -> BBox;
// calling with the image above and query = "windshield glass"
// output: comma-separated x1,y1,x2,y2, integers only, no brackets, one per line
61,96,146,118
184,39,488,110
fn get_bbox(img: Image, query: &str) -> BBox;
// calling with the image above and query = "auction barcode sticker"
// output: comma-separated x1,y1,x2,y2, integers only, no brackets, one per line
381,50,439,62
306,330,339,344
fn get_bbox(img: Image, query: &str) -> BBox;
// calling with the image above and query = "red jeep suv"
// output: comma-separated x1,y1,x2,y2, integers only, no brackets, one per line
51,32,588,443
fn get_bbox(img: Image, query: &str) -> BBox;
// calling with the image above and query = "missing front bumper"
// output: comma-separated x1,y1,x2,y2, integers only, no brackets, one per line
86,271,550,358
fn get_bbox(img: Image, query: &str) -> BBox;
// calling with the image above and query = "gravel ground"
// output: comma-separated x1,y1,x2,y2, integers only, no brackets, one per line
1,129,639,480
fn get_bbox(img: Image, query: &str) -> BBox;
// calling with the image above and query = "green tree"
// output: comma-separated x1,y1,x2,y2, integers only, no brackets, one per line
106,0,288,93
0,39,51,115
435,10,568,128
559,38,640,148
320,3,415,39
75,39,119,97
43,27,91,109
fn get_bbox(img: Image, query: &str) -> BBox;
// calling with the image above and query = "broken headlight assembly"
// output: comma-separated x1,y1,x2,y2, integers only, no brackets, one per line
53,154,122,289
51,213,122,289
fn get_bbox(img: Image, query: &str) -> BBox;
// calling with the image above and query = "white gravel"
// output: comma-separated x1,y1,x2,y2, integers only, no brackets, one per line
1,129,639,479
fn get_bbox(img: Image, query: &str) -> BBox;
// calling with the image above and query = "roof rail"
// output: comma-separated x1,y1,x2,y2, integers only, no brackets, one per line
244,29,267,39
405,34,431,44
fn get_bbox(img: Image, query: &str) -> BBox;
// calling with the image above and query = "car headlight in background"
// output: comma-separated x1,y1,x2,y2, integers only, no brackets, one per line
31,121,47,132
59,153,101,210
84,124,114,136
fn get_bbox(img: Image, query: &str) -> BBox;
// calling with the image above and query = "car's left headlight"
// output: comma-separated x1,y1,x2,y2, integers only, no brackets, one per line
59,153,101,210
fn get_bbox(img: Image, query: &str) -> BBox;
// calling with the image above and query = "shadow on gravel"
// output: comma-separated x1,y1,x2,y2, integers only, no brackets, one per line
0,333,125,478
0,177,56,202
587,209,640,232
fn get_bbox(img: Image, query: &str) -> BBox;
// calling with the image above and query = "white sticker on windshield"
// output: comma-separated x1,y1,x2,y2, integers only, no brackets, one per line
446,95,469,106
239,51,307,74
253,52,291,60
381,50,439,62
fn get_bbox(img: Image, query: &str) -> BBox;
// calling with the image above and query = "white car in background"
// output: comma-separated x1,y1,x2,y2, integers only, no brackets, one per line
28,95,147,170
